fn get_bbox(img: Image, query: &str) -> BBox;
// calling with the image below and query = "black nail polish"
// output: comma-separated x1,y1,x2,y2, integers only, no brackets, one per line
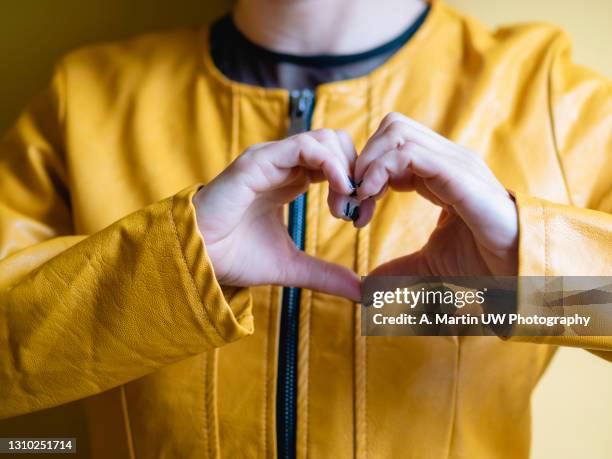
344,201,351,217
348,177,363,189
350,189,358,197
350,205,360,222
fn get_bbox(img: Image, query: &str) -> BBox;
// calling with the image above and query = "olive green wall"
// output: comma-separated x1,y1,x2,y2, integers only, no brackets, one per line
0,0,231,131
1,2,611,458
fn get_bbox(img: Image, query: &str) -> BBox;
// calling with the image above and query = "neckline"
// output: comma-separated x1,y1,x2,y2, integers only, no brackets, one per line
200,0,442,99
214,5,430,69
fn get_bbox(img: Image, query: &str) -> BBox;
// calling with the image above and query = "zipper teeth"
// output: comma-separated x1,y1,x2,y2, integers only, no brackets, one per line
278,197,305,458
277,89,314,459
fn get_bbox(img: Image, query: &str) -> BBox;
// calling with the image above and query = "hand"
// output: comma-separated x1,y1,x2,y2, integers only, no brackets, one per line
193,129,362,300
354,113,518,277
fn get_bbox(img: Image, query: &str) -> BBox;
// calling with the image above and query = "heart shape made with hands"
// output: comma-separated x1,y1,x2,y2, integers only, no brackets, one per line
195,112,519,303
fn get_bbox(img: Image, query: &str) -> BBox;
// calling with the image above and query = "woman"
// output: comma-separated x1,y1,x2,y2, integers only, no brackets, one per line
0,0,610,457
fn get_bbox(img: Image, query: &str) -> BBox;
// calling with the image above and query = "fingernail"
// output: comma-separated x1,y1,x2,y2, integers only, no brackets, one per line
350,205,360,222
348,177,363,189
350,189,358,197
344,201,351,218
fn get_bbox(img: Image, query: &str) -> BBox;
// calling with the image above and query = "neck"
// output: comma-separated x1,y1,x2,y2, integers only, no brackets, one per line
232,0,428,56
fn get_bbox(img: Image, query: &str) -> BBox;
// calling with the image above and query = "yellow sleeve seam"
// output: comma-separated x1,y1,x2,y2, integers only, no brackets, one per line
168,194,223,347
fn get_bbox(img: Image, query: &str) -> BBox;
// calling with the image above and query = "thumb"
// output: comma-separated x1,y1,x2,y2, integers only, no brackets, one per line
286,251,361,302
368,251,431,277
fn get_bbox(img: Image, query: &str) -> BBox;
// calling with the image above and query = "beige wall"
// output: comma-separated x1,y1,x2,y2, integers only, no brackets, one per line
1,1,611,458
446,0,612,77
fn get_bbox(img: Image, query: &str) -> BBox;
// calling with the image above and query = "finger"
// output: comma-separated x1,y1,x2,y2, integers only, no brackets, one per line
358,121,496,220
419,177,454,210
307,129,347,168
306,170,326,183
352,197,376,228
376,111,407,133
278,133,354,194
328,190,361,222
368,251,431,277
367,183,389,201
333,129,358,172
357,140,446,200
354,113,408,180
379,112,456,150
355,115,451,184
354,131,390,181
357,148,408,199
239,134,352,195
305,129,362,223
391,175,448,209
285,251,362,301
360,112,404,156
306,161,362,224
308,129,357,189
246,141,275,152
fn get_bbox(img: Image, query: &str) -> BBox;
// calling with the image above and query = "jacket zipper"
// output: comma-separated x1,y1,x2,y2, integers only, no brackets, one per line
277,88,315,459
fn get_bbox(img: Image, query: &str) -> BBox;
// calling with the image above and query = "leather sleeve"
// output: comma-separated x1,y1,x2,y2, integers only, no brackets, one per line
511,31,612,352
0,66,253,419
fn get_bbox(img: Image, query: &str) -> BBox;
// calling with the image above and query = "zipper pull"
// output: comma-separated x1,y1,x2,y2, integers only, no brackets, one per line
287,89,315,136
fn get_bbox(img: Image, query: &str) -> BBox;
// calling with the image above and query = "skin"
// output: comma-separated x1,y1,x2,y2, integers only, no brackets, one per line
232,0,428,55
194,1,519,300
193,129,363,301
353,112,519,277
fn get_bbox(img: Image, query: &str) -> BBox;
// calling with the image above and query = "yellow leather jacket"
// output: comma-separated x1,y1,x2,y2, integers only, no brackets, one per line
1,2,610,458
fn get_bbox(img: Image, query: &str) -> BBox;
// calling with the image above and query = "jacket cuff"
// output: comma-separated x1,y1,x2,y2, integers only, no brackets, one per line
506,191,546,337
170,185,254,347
507,191,612,341
514,191,547,277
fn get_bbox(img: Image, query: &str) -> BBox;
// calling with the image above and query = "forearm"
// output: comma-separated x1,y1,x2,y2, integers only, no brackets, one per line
0,185,253,419
509,192,612,352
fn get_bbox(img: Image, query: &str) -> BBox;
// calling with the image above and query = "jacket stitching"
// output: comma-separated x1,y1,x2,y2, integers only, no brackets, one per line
447,342,462,459
230,86,240,161
543,201,549,277
53,60,68,140
262,285,274,459
120,385,137,459
363,79,373,459
168,195,224,346
201,352,211,458
304,98,325,457
545,33,574,206
207,352,219,459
